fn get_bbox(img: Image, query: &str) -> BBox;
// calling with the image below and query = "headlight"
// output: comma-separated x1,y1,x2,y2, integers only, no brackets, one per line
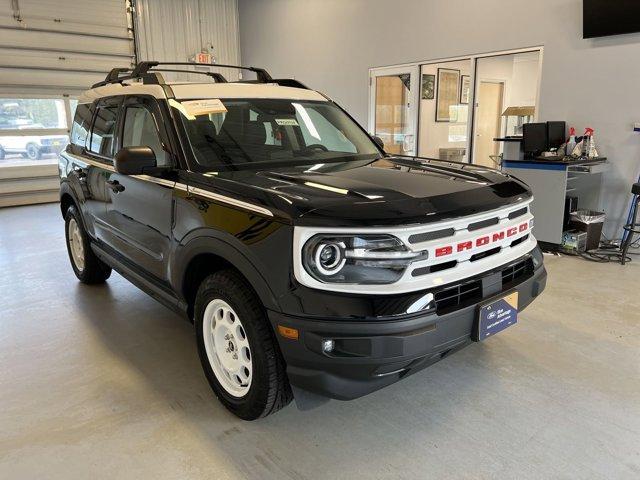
302,234,427,284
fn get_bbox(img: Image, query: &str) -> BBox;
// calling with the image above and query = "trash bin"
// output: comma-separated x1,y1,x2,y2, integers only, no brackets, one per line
569,210,606,251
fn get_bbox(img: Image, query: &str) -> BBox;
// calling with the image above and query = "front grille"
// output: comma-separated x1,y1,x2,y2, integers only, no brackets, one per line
502,257,534,286
432,256,535,314
412,260,457,277
408,228,455,244
434,280,482,314
508,207,528,220
468,217,499,231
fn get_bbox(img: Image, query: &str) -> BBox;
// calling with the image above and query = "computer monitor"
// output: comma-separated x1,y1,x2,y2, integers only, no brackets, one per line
523,122,547,156
547,121,566,150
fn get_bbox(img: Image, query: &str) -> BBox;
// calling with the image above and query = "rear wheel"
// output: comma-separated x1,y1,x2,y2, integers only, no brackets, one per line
26,143,42,160
64,206,111,284
194,270,292,420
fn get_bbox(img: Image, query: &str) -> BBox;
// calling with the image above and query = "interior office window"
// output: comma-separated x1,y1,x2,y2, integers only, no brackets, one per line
417,59,472,162
473,51,541,168
90,105,118,157
121,107,167,166
70,103,93,148
374,74,410,155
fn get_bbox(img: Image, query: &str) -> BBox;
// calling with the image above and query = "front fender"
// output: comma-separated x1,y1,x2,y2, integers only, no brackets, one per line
171,229,285,312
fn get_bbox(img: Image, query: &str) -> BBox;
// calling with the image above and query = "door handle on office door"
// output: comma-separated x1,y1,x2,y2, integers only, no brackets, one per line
106,179,125,193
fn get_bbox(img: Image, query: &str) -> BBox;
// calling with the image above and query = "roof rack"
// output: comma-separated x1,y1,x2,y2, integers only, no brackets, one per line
91,61,303,89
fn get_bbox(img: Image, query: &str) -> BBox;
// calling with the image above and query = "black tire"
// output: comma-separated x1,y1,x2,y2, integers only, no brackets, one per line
64,205,112,284
194,269,292,420
26,143,42,160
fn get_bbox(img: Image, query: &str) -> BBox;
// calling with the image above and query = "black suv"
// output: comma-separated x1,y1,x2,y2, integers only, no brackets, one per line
59,62,546,420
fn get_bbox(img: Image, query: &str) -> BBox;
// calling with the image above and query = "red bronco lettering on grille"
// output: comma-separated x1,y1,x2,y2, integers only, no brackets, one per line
435,221,529,257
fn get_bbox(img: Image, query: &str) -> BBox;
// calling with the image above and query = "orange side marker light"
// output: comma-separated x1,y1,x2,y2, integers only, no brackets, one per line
277,325,299,340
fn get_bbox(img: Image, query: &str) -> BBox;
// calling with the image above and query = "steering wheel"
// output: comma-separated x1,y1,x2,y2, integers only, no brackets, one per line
303,144,329,152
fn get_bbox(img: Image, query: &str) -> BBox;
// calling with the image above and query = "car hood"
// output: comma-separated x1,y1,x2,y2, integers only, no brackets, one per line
192,156,532,227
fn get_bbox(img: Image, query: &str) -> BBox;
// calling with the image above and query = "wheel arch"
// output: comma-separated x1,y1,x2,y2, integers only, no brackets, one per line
59,183,78,218
174,234,282,321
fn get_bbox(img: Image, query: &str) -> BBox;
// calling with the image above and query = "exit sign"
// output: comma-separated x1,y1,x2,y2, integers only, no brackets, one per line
195,52,212,64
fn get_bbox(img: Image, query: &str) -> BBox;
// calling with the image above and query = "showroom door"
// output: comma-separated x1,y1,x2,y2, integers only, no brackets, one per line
474,81,504,168
368,66,419,156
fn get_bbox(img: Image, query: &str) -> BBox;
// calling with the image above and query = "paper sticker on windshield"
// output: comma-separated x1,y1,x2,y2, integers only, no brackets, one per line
275,118,299,126
181,99,227,117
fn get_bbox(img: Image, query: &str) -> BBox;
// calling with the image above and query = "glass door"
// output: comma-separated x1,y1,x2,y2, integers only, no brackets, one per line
417,59,473,162
472,50,542,167
369,65,419,156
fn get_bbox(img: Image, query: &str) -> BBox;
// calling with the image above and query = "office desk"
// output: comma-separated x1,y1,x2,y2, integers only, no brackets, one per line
502,158,608,244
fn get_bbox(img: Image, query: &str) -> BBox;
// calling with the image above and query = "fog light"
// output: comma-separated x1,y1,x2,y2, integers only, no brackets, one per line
321,339,335,353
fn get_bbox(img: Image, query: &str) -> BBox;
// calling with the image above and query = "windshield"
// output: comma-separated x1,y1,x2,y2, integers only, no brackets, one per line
173,98,380,170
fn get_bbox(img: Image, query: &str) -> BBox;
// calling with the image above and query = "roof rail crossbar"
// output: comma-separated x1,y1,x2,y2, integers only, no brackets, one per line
106,67,131,82
132,61,272,82
151,68,228,83
91,62,312,90
271,79,310,89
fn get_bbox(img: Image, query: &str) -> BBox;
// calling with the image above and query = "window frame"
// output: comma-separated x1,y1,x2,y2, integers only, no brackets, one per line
118,95,175,169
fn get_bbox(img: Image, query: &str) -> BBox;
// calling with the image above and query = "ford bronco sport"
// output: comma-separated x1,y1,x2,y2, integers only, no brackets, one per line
59,62,546,420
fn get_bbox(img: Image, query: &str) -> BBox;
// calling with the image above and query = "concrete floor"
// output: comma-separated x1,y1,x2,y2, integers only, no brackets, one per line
1,203,639,480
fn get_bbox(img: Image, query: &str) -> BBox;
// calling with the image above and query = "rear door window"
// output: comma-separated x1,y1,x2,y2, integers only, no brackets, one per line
90,101,120,157
70,103,94,149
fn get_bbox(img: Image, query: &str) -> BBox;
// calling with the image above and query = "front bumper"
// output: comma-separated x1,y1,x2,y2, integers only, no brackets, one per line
268,251,547,400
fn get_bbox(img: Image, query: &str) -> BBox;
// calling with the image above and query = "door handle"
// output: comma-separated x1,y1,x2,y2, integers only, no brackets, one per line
106,179,125,193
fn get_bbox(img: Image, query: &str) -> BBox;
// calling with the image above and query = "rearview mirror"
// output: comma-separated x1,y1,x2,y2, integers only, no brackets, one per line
372,135,385,151
114,146,157,175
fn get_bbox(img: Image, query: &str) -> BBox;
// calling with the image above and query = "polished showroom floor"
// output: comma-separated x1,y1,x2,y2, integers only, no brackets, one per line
1,203,639,479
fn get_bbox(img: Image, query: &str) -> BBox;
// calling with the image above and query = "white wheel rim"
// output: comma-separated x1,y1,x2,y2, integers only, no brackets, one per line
202,299,253,398
68,218,85,271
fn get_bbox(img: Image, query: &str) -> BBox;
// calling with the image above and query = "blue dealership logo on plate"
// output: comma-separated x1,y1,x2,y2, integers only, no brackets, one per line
477,292,519,340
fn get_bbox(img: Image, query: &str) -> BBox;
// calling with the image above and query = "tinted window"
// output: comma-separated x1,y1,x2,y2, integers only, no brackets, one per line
122,106,167,166
90,104,118,157
70,103,93,148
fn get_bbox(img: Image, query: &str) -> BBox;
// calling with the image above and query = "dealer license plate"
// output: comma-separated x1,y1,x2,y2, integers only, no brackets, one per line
475,291,519,341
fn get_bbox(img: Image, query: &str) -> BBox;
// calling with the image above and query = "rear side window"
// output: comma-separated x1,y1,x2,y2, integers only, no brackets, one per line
90,104,119,157
122,106,167,166
70,103,93,148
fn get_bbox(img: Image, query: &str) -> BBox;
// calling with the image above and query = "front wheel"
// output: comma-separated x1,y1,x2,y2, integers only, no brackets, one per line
194,270,292,420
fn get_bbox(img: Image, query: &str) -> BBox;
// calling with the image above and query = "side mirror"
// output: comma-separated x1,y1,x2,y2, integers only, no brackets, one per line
114,146,156,175
372,135,385,151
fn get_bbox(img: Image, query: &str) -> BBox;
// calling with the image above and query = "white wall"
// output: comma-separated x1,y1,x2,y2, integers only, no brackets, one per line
238,0,640,237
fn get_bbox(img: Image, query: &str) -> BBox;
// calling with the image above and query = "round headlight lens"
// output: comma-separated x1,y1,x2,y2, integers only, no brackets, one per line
314,242,346,275
301,234,428,284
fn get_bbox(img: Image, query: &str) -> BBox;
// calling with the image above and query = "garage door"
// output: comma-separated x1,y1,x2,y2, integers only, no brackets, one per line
0,0,134,95
0,0,134,207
